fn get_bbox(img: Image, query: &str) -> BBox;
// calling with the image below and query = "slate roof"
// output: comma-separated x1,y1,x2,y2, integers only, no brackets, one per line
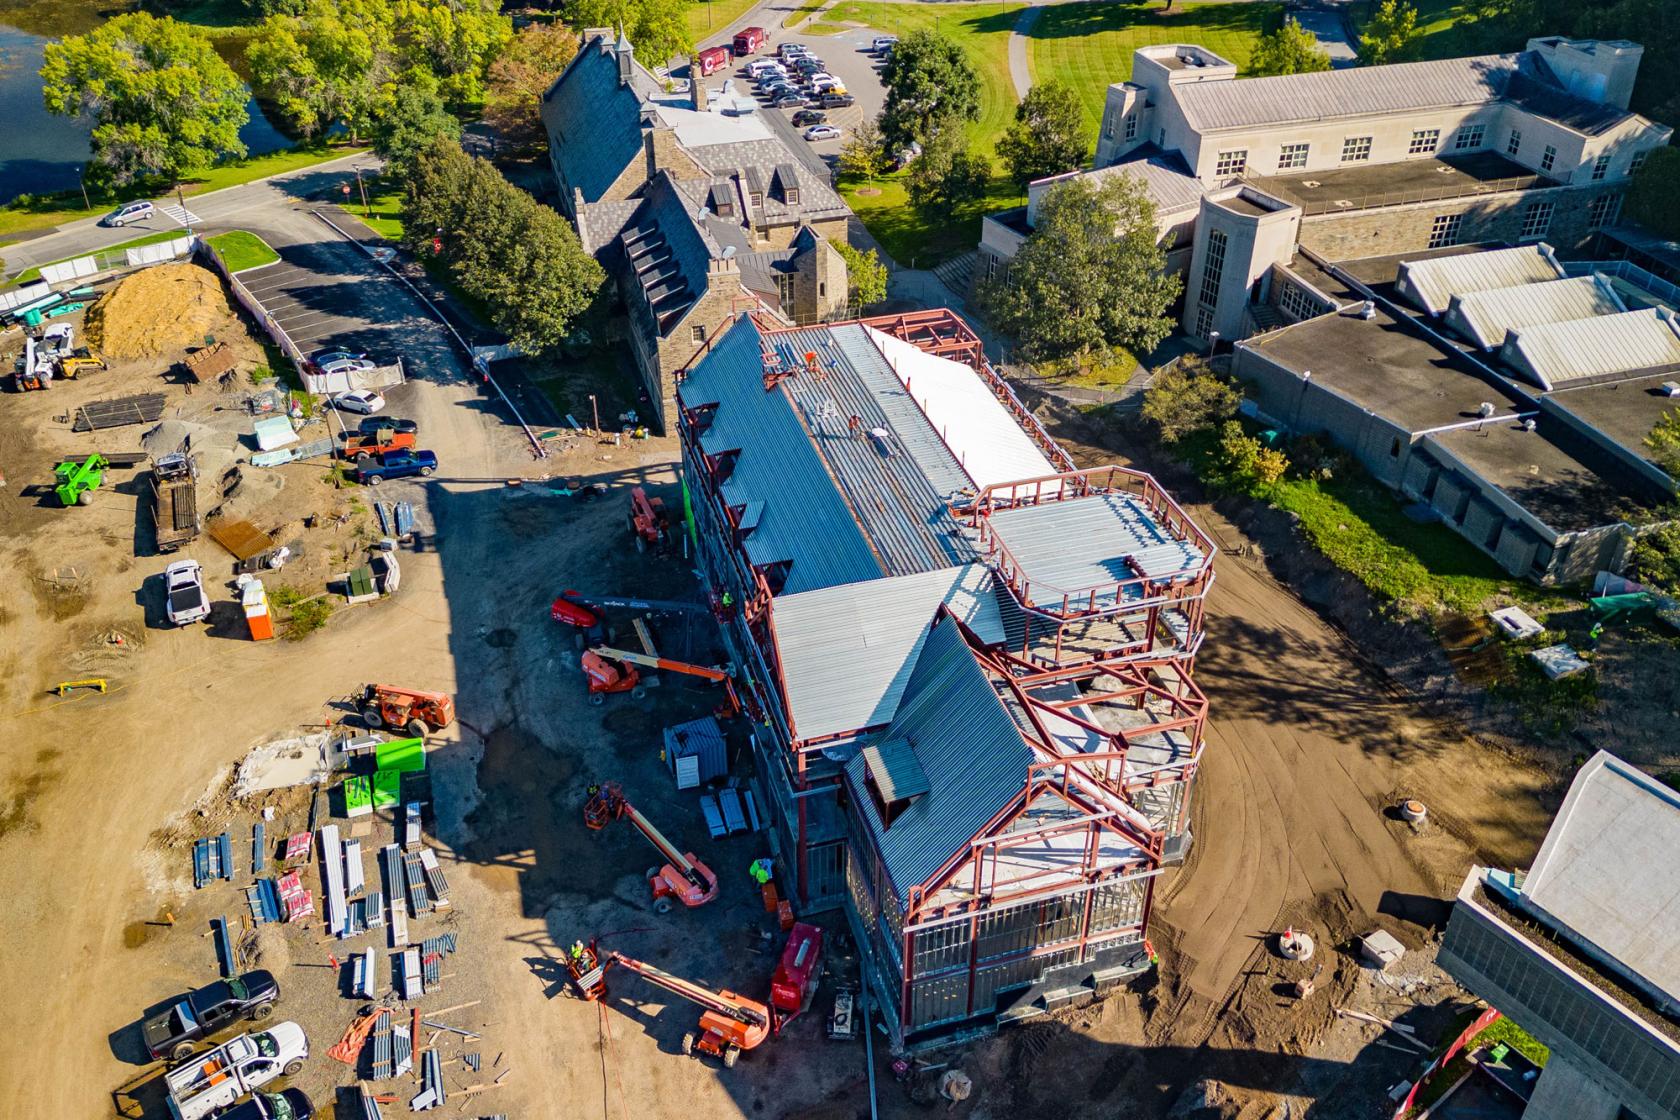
620,176,719,336
844,617,1031,904
686,139,850,225
541,33,665,205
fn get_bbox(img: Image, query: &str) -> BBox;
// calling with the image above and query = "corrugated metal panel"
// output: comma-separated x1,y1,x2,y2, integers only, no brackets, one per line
1174,53,1522,133
1082,156,1205,215
1505,308,1680,387
861,739,931,801
771,564,1007,741
1449,276,1623,350
1522,751,1680,1007
664,716,728,784
1400,245,1564,315
844,618,1030,904
682,319,886,595
988,494,1204,608
860,325,1058,491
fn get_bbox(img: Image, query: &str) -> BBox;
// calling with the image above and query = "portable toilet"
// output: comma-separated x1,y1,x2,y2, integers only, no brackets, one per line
242,578,274,641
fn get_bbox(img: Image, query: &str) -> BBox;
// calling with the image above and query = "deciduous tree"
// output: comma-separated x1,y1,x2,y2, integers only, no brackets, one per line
484,23,580,150
905,124,990,219
566,0,692,70
1141,362,1242,443
879,29,980,151
997,80,1088,191
837,117,891,183
374,84,462,179
1626,146,1680,240
42,13,249,186
395,0,512,105
247,0,391,140
1249,17,1332,76
833,241,889,308
1360,0,1420,66
978,174,1179,362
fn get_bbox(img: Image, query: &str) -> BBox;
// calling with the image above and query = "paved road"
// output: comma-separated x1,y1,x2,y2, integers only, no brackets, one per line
1,152,376,279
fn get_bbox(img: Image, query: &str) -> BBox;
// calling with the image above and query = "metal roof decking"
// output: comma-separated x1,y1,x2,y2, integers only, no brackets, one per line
845,618,1032,905
1399,243,1564,316
771,564,1008,742
1447,275,1625,350
987,493,1206,612
1501,307,1680,389
684,321,887,595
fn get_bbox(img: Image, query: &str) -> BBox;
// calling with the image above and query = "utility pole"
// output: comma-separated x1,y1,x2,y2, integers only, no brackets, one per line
355,166,370,218
77,166,90,211
176,181,192,236
589,393,601,434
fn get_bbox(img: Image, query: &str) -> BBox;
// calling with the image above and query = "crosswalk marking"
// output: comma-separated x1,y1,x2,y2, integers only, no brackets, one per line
160,203,202,228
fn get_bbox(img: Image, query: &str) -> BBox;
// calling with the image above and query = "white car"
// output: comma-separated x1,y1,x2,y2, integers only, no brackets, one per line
810,76,842,95
163,560,211,626
746,58,783,76
871,35,899,52
779,43,810,60
318,356,377,376
804,124,842,142
331,389,386,414
101,200,155,227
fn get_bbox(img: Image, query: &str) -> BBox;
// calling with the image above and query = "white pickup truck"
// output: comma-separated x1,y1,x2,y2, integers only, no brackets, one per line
165,1022,308,1120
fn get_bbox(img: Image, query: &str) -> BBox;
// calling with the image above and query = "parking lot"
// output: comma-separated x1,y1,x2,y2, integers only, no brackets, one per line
728,28,893,166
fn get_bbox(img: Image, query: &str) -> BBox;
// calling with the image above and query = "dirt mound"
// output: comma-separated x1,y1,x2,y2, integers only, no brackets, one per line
86,263,242,360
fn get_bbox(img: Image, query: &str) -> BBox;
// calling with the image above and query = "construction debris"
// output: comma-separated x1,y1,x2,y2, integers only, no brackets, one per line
410,1049,446,1111
72,393,167,432
192,833,233,888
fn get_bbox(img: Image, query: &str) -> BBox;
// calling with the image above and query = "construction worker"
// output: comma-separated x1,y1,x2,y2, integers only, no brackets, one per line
570,940,586,963
749,858,773,886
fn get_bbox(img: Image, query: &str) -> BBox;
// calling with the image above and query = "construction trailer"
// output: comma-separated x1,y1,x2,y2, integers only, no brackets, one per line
674,309,1216,1048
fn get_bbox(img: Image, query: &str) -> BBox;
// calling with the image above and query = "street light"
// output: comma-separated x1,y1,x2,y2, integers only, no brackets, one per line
1207,330,1221,358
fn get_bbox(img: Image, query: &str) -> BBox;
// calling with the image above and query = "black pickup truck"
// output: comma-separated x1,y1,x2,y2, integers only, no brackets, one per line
142,970,280,1061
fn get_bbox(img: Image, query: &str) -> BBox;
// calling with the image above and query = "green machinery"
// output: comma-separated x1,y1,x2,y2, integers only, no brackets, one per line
53,453,108,507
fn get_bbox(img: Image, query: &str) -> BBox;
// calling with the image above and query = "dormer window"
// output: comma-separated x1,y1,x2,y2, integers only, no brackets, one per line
750,192,763,207
773,163,801,206
708,181,735,219
860,739,928,827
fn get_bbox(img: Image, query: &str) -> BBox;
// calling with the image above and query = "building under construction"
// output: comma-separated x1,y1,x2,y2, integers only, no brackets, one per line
677,308,1217,1048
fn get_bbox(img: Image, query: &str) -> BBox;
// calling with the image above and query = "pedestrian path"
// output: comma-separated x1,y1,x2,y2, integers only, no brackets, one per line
1008,5,1043,98
160,203,202,228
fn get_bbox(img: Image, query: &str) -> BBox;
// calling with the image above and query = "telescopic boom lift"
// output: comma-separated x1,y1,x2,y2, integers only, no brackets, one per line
567,942,769,1068
584,782,718,912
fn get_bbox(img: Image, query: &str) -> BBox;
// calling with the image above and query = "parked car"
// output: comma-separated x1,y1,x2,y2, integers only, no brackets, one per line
336,426,417,464
163,559,211,627
101,201,155,227
819,92,856,109
773,92,809,108
163,1024,308,1120
871,35,899,52
356,449,438,485
779,42,809,60
330,389,386,415
804,124,842,142
143,970,280,1061
309,347,365,365
794,56,824,72
792,109,827,126
316,356,376,376
745,58,783,77
358,416,418,436
811,77,843,95
217,1089,315,1120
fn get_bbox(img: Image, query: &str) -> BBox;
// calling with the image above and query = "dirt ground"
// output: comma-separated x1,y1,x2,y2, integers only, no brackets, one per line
0,265,1570,1120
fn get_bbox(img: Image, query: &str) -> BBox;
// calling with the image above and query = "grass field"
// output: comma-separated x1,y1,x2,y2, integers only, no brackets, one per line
782,0,829,29
1029,3,1280,140
355,186,407,241
686,0,761,43
206,230,280,273
9,230,184,284
0,144,368,245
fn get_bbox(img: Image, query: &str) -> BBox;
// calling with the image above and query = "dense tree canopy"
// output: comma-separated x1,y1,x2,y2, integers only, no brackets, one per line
484,23,580,150
1626,146,1680,240
906,125,991,219
1249,18,1332,76
833,241,889,309
978,174,1179,362
247,0,390,139
403,137,603,353
878,29,981,151
1359,0,1420,66
997,81,1089,191
373,85,462,177
42,13,249,185
566,0,691,71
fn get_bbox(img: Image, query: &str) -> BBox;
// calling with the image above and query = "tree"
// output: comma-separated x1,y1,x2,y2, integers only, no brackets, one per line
1626,147,1680,240
906,125,991,219
879,29,981,151
1141,362,1242,443
1629,518,1680,591
1219,420,1290,486
484,23,579,150
1648,406,1680,479
977,174,1180,362
1249,17,1332,76
247,0,391,140
396,0,512,105
837,118,891,183
996,81,1089,192
566,0,692,70
374,84,462,179
833,241,888,308
42,13,249,186
403,137,603,352
1360,0,1420,66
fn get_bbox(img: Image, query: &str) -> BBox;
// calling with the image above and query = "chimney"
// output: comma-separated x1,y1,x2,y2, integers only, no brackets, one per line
691,80,709,113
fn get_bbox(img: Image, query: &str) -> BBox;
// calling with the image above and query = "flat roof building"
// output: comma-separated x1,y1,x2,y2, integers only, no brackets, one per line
1439,751,1680,1120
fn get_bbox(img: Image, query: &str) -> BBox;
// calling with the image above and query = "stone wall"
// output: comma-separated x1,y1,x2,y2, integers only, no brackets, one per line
1296,183,1626,261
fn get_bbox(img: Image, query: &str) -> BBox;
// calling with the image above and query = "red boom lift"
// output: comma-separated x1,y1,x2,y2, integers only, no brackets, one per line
568,943,770,1068
628,486,669,551
769,922,824,1031
584,783,718,913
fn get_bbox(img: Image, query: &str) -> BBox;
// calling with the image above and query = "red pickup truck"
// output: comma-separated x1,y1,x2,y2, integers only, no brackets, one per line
336,428,416,464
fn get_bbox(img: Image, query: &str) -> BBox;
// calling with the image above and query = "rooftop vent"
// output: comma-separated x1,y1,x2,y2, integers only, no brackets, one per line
1359,300,1375,320
1478,402,1496,418
1301,180,1321,188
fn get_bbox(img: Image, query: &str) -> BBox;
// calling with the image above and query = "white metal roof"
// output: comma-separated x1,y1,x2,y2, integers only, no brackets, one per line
861,325,1057,491
1173,53,1522,133
1521,751,1680,1008
1502,307,1680,389
1032,156,1206,225
771,564,1007,741
1399,244,1564,315
1448,275,1625,350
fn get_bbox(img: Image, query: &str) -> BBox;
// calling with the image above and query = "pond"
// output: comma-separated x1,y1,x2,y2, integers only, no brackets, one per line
0,22,293,206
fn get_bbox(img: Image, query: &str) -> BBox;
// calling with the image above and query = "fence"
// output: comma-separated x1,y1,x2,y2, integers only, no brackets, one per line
0,280,52,314
1264,174,1542,217
38,233,197,285
199,241,310,377
300,359,406,396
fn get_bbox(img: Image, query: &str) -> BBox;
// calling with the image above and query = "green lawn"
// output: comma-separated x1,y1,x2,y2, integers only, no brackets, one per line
9,230,185,285
1029,2,1281,140
783,0,829,30
1347,0,1519,64
206,230,280,273
0,144,368,246
357,187,406,242
686,0,762,42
